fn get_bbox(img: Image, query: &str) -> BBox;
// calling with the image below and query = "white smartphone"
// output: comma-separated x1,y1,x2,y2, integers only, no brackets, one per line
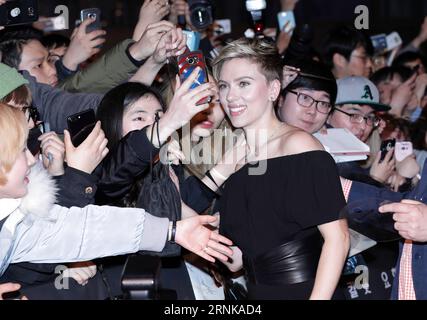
213,19,231,35
277,11,295,33
386,31,402,51
394,141,413,162
38,15,67,32
370,33,387,54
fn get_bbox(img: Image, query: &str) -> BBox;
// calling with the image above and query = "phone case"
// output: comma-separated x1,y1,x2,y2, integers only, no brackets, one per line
380,139,396,162
67,109,96,147
277,11,295,33
80,8,101,34
177,50,211,105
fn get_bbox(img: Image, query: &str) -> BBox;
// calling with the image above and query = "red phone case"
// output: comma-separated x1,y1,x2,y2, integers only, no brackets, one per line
177,50,211,105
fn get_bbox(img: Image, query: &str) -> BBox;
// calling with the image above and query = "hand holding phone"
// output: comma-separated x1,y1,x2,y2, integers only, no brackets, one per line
67,109,97,147
80,8,103,49
380,138,396,162
177,50,212,105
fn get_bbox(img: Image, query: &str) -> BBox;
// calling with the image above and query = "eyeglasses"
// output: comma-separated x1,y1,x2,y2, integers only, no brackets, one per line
351,54,372,63
334,108,380,127
287,90,332,114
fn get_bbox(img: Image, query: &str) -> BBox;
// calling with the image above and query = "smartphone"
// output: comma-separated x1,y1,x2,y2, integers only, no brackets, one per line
245,0,267,11
67,109,96,147
394,141,413,162
0,0,38,27
38,15,67,32
370,34,387,54
277,11,296,33
380,138,396,162
177,50,211,105
213,19,232,36
386,31,402,51
80,8,101,33
182,30,201,52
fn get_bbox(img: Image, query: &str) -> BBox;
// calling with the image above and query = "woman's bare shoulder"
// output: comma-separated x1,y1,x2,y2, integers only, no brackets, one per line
278,126,324,155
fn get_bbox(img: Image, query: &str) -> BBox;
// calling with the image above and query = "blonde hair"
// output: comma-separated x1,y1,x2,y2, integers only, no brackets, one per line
212,37,282,83
0,103,28,185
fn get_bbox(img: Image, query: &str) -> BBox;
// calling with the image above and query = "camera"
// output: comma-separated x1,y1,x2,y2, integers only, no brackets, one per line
245,0,266,37
188,0,213,30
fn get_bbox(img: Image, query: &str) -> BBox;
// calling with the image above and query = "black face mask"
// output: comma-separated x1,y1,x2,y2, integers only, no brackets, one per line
27,127,43,156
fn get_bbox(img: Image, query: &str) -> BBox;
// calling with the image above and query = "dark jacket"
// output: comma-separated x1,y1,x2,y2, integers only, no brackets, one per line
23,71,103,133
96,128,216,213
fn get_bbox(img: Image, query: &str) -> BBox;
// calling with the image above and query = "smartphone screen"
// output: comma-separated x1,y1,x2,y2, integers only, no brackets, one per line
177,50,211,105
67,109,96,147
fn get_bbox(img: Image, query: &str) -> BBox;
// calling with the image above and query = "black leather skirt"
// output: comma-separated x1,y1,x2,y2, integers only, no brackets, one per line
243,231,323,286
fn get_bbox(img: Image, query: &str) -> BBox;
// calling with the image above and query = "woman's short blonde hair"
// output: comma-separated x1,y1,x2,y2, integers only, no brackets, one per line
212,37,282,84
0,103,28,185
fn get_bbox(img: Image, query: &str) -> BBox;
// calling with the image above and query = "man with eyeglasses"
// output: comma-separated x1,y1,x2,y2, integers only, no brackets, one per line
327,76,392,183
323,26,374,79
328,76,390,143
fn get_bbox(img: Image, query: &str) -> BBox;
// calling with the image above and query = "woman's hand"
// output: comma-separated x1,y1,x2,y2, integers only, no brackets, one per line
396,155,420,179
152,27,187,65
221,245,244,273
64,121,109,174
150,68,217,147
370,149,395,183
38,132,65,176
63,261,97,286
0,283,27,300
133,0,171,41
176,215,233,263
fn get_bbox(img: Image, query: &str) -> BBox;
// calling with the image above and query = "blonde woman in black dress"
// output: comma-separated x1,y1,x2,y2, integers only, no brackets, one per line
211,38,350,300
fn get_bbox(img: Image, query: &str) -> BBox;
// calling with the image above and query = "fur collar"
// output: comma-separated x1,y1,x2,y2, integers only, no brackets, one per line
19,162,58,218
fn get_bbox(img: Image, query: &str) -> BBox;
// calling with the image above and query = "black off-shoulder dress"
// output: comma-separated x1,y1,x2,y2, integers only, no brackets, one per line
219,150,346,299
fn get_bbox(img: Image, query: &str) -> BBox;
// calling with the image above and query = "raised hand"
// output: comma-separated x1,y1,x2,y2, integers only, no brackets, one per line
64,121,109,174
38,132,65,176
62,18,106,71
133,0,171,41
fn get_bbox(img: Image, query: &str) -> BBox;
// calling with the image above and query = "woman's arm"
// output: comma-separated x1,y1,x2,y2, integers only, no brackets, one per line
310,219,350,300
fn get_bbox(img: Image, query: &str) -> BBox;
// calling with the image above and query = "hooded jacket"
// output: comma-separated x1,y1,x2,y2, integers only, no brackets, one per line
0,163,169,276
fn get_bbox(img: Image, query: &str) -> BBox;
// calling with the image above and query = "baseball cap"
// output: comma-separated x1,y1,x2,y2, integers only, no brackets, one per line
335,76,391,112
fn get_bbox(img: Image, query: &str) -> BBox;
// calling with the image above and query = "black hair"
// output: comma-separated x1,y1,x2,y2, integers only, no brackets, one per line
370,65,413,86
41,34,70,50
322,25,374,70
96,82,166,151
392,51,427,70
281,58,337,105
0,27,43,69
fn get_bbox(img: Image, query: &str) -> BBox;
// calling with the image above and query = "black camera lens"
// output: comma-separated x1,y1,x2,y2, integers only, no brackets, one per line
188,0,213,30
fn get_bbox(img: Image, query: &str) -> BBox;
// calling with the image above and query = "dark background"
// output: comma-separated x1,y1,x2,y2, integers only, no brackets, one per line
37,0,427,53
